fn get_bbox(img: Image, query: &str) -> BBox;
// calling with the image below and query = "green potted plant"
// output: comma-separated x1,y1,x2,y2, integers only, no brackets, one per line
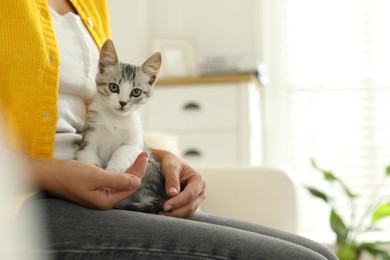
306,159,390,260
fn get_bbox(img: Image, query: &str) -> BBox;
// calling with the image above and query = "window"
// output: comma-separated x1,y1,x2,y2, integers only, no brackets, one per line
261,0,390,238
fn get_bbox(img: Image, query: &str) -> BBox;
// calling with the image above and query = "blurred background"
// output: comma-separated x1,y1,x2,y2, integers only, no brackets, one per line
109,0,390,256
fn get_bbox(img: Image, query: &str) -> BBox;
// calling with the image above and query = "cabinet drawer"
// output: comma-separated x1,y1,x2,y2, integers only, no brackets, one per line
176,132,238,164
148,84,239,130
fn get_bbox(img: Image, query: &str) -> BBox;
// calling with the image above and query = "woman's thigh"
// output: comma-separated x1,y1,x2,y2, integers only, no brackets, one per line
191,212,337,260
21,195,336,260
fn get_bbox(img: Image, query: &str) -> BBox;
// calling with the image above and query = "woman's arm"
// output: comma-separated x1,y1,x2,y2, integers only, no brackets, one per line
151,149,206,218
27,152,148,210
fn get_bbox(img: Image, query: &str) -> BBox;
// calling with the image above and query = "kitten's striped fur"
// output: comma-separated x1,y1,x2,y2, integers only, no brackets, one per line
76,39,168,213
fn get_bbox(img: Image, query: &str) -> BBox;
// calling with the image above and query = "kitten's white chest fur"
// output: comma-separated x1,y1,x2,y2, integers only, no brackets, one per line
76,99,144,172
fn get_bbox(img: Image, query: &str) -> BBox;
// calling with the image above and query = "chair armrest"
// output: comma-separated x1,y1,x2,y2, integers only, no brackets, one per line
197,165,298,233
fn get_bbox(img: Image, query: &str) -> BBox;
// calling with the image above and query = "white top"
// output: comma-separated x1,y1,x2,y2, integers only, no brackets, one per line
50,9,99,160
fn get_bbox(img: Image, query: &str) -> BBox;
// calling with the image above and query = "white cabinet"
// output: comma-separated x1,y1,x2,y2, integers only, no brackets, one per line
141,74,262,166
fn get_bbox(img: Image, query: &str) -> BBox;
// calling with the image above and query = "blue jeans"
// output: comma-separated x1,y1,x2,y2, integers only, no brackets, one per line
21,193,337,259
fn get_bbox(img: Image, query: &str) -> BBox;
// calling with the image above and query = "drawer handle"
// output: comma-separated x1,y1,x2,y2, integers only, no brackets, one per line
183,149,202,158
183,102,201,111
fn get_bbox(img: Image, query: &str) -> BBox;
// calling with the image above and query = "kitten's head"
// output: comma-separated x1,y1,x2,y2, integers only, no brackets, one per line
95,39,161,116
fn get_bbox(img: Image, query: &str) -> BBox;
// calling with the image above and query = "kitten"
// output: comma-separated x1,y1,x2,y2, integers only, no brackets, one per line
76,39,168,213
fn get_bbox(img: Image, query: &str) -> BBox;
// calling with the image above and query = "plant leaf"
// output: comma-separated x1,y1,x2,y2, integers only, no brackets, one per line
330,209,349,247
310,159,337,182
336,244,358,260
386,166,390,177
372,203,390,223
310,159,358,199
361,243,390,260
310,158,318,168
306,186,331,203
338,179,359,199
381,253,390,260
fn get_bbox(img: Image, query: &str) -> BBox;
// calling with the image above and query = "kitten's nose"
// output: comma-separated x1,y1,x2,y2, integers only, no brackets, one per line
119,101,127,108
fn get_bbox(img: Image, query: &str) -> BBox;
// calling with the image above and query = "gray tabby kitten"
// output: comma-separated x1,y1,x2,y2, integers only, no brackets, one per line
76,39,168,213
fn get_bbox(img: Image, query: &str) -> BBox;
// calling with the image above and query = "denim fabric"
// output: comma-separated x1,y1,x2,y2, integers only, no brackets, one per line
21,194,337,260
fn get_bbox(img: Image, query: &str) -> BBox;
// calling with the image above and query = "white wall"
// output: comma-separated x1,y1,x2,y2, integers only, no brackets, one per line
108,0,151,64
108,0,261,64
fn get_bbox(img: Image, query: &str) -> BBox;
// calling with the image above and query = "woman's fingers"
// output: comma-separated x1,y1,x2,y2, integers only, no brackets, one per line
162,171,206,218
162,191,206,218
161,158,182,197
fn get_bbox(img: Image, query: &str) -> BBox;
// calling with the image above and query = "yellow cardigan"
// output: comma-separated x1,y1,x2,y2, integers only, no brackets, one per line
0,0,111,159
0,0,111,216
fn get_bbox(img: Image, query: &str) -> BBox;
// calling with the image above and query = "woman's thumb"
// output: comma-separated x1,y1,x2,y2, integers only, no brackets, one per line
126,152,149,179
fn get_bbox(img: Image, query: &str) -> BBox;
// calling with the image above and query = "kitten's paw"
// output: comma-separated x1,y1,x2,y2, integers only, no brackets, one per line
76,151,101,167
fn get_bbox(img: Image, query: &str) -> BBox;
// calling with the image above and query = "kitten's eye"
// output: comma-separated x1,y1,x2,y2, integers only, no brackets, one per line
109,83,119,93
131,88,142,97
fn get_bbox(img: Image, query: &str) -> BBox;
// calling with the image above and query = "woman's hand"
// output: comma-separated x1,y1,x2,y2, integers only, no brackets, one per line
152,149,206,218
29,152,149,210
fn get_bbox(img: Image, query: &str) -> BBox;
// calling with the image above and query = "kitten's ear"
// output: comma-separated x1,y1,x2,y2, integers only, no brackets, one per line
141,52,162,85
99,39,118,73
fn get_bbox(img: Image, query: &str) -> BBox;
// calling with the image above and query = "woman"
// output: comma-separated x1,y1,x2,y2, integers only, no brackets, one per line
0,0,337,259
